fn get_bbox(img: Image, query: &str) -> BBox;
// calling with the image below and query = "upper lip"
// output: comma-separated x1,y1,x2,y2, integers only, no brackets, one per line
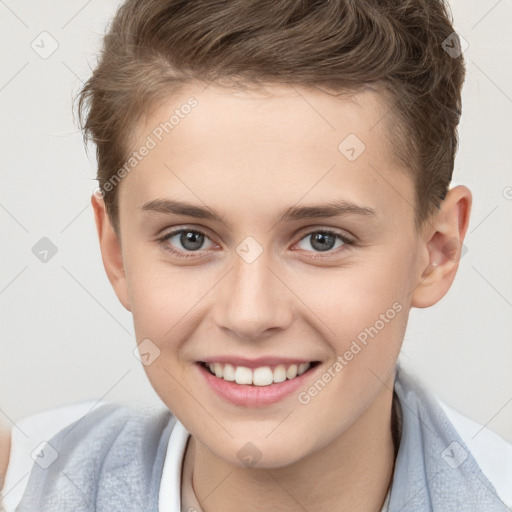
199,356,318,368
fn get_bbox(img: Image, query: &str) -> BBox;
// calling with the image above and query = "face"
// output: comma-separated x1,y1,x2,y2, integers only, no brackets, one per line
103,82,430,467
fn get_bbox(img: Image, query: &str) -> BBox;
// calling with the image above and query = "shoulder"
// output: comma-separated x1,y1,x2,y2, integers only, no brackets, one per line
11,402,175,512
437,398,512,508
48,401,173,446
4,401,102,511
394,365,512,508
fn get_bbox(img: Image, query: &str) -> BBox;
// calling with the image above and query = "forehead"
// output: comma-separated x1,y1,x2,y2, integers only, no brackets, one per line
120,82,414,230
138,82,395,158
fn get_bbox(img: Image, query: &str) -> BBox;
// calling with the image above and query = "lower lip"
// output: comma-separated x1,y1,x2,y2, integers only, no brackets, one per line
195,362,320,407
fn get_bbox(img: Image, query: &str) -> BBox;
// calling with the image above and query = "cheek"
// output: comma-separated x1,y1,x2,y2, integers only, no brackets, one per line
294,257,411,389
299,259,410,334
124,241,198,337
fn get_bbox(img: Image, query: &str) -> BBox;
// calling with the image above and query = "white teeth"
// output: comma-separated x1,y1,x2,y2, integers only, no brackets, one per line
214,362,223,378
297,363,310,375
253,367,274,386
273,364,287,383
286,364,298,379
234,366,253,385
222,363,236,381
204,361,313,386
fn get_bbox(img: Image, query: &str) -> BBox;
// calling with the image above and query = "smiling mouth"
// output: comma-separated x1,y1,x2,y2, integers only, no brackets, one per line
198,360,321,386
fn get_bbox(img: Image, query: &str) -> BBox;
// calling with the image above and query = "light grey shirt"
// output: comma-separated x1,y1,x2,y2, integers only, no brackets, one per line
16,365,509,511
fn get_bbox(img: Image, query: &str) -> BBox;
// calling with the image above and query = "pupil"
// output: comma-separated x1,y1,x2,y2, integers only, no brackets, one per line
181,231,204,250
311,232,335,252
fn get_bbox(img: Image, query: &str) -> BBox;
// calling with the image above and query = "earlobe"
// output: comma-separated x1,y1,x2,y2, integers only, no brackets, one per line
91,191,132,311
411,185,472,308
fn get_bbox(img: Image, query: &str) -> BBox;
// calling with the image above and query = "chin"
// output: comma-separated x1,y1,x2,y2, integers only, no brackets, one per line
205,432,310,470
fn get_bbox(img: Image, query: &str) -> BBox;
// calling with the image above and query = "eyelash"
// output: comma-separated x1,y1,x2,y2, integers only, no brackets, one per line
156,227,355,260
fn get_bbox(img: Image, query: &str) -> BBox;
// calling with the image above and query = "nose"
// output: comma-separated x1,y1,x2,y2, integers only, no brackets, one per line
213,246,294,341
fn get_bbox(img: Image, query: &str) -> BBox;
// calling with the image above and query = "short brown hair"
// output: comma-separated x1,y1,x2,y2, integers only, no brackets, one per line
78,0,465,234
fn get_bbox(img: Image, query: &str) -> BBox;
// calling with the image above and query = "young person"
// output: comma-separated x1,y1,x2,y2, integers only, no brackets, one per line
15,0,512,510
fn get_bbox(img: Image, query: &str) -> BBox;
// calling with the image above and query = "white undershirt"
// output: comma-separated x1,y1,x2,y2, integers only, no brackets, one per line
158,418,189,511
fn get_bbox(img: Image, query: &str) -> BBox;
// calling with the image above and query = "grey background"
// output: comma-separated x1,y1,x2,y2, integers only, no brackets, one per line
1,0,511,443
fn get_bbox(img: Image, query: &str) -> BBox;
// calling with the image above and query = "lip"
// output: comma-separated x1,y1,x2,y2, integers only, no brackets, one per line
195,361,321,407
199,356,315,369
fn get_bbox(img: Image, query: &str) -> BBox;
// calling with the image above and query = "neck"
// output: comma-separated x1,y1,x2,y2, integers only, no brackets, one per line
183,373,397,512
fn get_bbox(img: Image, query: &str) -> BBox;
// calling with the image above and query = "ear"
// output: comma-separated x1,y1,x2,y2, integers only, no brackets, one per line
91,190,132,311
411,185,472,308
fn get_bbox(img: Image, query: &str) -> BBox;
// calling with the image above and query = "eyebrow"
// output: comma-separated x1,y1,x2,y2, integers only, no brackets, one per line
141,198,377,227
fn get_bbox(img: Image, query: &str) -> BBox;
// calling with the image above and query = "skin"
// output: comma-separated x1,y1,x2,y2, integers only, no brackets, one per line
92,81,471,511
0,423,10,504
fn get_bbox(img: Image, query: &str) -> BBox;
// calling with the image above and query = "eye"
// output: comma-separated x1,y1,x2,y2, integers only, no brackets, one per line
294,229,353,256
157,227,354,260
157,228,215,258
